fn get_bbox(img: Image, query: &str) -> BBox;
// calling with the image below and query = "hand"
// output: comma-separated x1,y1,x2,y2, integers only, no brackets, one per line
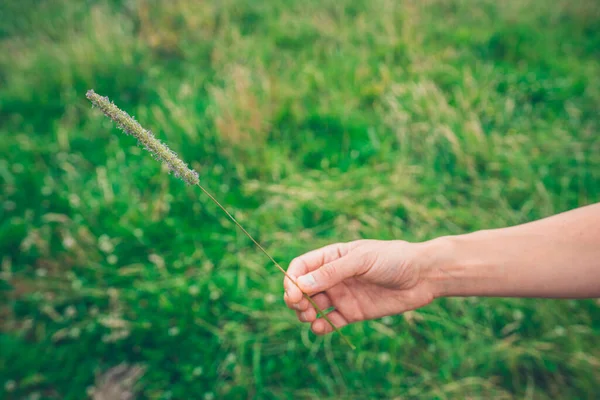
283,240,438,335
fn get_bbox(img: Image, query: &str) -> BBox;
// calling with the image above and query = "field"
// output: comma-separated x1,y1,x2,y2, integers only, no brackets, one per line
1,0,599,398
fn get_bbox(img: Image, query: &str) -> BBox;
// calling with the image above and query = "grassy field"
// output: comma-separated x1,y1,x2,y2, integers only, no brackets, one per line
1,0,599,398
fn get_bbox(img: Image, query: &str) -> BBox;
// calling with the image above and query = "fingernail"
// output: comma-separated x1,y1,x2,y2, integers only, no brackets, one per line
298,274,316,289
300,312,307,321
293,303,301,311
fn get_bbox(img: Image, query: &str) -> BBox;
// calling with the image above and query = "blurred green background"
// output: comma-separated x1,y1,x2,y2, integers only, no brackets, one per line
1,0,599,399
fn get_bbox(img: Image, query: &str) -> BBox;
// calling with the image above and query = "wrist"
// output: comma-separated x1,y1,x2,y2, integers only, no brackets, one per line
418,235,457,299
419,232,491,299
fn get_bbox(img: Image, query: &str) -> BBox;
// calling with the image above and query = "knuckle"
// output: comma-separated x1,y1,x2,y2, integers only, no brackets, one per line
297,299,308,311
311,320,327,335
357,250,376,272
290,256,307,270
321,263,338,280
298,311,311,322
289,256,301,268
334,243,346,259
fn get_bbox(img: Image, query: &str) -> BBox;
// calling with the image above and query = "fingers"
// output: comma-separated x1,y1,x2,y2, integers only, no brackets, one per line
284,242,349,304
287,291,349,336
284,275,303,304
296,254,364,295
310,292,333,311
288,242,351,277
283,292,310,311
296,308,317,323
311,311,349,335
284,290,332,313
286,291,333,321
298,294,334,322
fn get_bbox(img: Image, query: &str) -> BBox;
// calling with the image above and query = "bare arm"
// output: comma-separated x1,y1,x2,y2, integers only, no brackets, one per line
427,203,600,299
284,203,600,335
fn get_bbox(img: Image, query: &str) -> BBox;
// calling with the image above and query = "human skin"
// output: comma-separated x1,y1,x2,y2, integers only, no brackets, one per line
283,203,600,335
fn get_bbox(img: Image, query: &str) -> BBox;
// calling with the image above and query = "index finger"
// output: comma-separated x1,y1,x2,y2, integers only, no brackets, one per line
284,242,349,303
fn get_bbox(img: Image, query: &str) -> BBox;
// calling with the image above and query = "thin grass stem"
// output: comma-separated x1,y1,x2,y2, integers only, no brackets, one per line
196,184,355,350
87,89,355,350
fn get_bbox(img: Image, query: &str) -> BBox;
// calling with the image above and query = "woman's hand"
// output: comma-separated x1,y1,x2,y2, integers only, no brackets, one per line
283,240,440,335
283,203,600,335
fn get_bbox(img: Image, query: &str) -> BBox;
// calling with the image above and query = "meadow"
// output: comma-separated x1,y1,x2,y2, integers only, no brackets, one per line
1,0,599,398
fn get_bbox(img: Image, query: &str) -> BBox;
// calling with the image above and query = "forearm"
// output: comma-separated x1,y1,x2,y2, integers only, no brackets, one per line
426,203,600,299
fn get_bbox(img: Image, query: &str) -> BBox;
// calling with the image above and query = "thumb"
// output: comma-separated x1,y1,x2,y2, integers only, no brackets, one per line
296,255,362,294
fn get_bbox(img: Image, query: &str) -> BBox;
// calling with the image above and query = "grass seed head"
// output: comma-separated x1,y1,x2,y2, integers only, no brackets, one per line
86,90,354,349
86,90,199,185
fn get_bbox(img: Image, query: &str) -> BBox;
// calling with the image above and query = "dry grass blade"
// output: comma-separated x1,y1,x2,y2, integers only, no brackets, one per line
91,363,145,400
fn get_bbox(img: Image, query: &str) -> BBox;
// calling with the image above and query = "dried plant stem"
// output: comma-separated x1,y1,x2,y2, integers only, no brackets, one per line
196,184,356,350
87,89,355,350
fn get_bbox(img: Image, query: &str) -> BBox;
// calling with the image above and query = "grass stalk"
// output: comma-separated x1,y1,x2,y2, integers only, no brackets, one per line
86,89,355,350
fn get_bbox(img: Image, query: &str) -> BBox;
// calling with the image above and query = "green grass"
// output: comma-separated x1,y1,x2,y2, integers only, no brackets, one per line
1,0,599,398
